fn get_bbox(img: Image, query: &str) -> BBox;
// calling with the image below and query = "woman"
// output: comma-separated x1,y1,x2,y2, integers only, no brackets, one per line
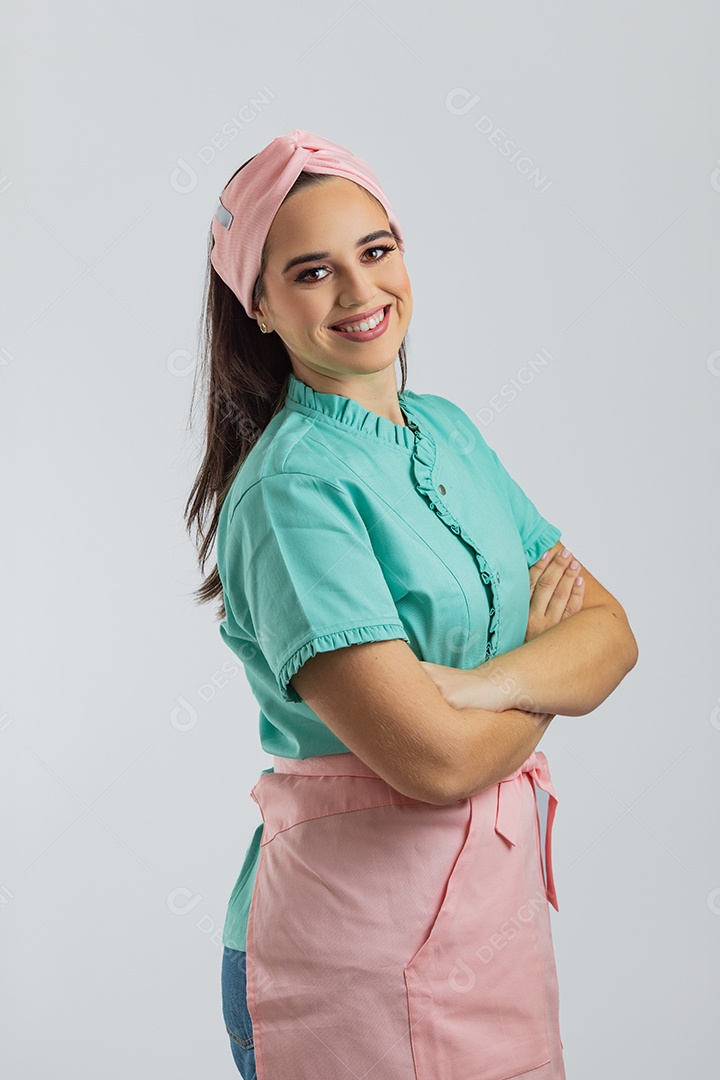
185,130,638,1080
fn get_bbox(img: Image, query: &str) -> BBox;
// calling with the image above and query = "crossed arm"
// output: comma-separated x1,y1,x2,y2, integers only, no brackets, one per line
292,541,639,803
420,541,639,718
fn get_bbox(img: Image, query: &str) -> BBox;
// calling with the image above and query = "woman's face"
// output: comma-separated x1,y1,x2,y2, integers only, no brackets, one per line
253,176,412,381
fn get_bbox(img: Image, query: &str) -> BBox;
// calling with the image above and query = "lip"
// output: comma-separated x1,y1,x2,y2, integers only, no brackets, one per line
328,305,390,343
329,304,386,330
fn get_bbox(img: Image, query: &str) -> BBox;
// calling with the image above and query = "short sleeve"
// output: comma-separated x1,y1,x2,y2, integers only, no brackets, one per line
485,443,563,566
222,472,410,704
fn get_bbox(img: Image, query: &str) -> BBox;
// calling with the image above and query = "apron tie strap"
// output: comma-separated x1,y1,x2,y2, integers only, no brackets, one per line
494,750,559,911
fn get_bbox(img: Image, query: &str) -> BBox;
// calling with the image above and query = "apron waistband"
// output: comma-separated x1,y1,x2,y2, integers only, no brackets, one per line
272,750,385,777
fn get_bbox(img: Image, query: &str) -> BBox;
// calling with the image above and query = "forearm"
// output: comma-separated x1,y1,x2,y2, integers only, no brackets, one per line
475,606,638,716
440,704,554,802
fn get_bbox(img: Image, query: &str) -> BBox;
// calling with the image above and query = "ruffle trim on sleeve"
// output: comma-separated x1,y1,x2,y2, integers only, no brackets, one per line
523,522,563,568
278,622,411,704
405,414,501,661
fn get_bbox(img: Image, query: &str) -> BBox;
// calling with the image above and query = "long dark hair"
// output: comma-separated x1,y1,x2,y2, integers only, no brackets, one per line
184,163,409,620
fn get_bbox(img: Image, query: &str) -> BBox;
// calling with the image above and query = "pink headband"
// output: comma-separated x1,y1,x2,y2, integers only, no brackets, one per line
210,129,404,318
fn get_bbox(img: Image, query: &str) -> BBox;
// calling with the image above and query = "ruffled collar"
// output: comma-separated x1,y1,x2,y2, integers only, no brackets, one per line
283,371,419,450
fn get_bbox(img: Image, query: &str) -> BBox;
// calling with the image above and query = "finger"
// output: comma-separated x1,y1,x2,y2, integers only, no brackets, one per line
528,549,551,598
544,561,582,622
531,548,575,615
562,575,585,618
529,551,566,604
529,541,565,578
544,559,582,623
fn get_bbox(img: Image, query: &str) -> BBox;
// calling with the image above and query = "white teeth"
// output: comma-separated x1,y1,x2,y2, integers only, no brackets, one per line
334,308,386,333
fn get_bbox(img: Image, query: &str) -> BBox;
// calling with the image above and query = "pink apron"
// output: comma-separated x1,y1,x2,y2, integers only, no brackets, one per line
245,749,565,1079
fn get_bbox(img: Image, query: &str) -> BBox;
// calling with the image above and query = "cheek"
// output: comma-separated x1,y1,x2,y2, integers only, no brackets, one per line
388,263,412,297
277,293,322,332
300,298,329,332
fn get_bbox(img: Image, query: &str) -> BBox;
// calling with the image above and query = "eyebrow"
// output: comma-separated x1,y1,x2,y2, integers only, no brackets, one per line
281,230,396,275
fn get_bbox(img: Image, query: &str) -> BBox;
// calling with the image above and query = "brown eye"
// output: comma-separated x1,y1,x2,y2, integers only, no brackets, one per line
364,244,396,261
295,266,331,283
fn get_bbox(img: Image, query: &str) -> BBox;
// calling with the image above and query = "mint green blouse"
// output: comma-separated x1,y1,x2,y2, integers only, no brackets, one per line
217,372,562,950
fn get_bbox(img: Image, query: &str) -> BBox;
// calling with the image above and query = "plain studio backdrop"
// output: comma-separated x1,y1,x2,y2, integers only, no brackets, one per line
2,2,718,1076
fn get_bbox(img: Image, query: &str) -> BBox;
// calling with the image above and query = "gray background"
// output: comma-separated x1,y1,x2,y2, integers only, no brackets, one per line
2,1,719,1076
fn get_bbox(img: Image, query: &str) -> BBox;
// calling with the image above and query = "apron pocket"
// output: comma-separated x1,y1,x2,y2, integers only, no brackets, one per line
403,777,554,1079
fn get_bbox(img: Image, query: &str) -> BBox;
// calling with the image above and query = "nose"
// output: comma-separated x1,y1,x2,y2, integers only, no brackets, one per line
335,262,377,310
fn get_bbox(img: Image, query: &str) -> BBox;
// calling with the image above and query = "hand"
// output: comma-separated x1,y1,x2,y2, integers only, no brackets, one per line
418,659,554,714
526,544,585,642
418,660,488,711
420,544,586,711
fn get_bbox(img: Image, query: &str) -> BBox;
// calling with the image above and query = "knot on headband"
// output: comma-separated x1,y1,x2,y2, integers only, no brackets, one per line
210,129,404,318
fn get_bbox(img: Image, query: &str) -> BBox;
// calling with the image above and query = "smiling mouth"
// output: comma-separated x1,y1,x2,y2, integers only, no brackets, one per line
330,305,388,333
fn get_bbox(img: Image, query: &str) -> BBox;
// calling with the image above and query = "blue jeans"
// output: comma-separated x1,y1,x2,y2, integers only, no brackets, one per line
221,947,257,1078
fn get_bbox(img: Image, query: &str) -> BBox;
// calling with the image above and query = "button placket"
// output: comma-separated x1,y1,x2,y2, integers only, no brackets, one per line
406,415,502,660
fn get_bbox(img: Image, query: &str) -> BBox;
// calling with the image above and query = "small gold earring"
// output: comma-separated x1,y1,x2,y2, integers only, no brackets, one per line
260,322,268,334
